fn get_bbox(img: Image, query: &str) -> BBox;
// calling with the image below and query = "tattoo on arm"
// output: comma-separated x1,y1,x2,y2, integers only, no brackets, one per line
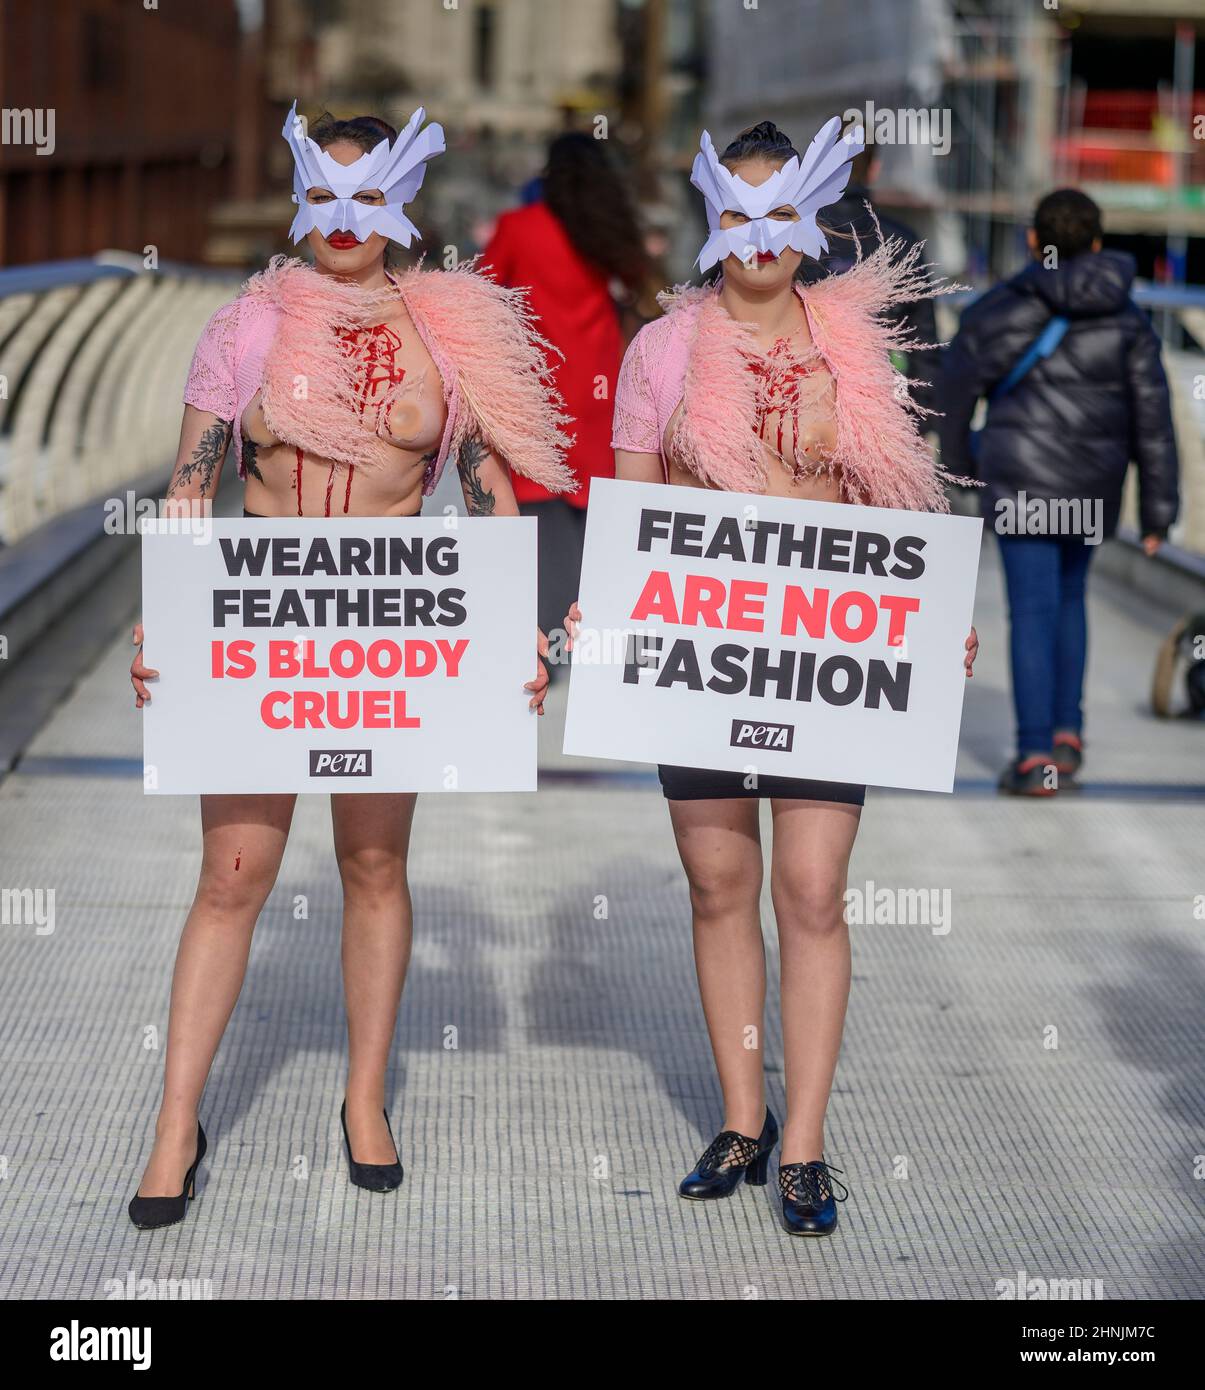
456,436,495,517
241,436,264,482
169,418,231,498
416,446,437,491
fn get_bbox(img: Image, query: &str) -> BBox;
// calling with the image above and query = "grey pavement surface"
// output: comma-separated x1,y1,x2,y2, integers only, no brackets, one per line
0,529,1203,1300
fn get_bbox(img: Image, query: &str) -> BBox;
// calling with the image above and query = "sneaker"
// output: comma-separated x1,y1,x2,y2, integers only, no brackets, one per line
1052,731,1083,777
998,754,1058,796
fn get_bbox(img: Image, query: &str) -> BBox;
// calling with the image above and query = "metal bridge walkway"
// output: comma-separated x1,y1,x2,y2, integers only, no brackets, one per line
0,539,1202,1300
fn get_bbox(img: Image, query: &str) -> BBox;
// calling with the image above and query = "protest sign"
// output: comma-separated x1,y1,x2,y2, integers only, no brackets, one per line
562,479,982,793
141,516,536,794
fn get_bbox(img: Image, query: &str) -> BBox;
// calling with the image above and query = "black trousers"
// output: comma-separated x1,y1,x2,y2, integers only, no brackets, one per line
657,764,866,804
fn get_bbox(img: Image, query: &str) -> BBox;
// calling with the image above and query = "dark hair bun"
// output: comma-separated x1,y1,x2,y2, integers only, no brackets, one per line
346,115,399,143
720,120,799,167
308,110,399,154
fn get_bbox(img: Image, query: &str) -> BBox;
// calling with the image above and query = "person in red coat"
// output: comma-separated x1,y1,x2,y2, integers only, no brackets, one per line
480,133,650,656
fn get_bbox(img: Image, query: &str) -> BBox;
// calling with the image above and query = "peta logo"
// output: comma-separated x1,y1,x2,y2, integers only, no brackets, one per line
309,750,372,777
730,719,795,752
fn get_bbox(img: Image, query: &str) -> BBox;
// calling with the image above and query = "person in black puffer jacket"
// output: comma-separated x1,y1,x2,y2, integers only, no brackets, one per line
939,189,1180,796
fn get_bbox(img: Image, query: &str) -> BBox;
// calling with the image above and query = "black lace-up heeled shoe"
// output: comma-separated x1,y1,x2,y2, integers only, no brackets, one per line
678,1108,779,1200
128,1123,207,1230
777,1159,849,1236
340,1100,404,1192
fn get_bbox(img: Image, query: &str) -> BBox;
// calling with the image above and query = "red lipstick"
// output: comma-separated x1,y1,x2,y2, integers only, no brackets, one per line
327,232,360,250
756,251,777,264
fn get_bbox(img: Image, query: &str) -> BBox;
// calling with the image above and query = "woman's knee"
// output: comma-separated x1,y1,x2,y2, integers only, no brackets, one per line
337,845,408,903
195,852,280,919
686,861,761,921
771,869,848,936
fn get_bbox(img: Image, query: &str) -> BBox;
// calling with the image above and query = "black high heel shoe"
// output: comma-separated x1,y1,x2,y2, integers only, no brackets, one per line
128,1123,207,1230
678,1108,778,1200
777,1159,848,1236
340,1100,403,1192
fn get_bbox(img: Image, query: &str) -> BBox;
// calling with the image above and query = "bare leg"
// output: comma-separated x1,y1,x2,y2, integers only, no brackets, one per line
332,792,417,1164
667,798,766,1138
768,799,861,1164
137,793,296,1196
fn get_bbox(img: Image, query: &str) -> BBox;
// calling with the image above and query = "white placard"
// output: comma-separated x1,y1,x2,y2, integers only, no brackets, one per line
562,479,982,793
141,516,536,794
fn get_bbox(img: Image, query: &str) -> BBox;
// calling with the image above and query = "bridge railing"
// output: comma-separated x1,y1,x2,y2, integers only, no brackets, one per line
0,256,240,545
1,258,1202,559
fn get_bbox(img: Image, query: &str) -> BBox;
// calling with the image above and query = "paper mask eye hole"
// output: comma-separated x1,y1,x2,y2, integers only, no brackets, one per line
306,187,336,204
719,209,751,228
353,189,386,205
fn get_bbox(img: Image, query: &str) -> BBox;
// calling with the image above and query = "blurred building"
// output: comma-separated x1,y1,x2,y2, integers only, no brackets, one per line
211,0,625,266
1053,0,1205,285
699,0,1055,280
8,0,1199,288
698,0,1204,286
0,0,249,266
305,0,620,133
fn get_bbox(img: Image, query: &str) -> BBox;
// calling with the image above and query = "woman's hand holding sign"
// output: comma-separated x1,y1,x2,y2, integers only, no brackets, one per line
525,626,550,714
965,625,979,678
130,622,158,708
565,601,582,653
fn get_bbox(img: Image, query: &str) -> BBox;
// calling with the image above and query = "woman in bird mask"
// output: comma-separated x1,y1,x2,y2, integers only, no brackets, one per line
568,116,978,1238
126,104,573,1230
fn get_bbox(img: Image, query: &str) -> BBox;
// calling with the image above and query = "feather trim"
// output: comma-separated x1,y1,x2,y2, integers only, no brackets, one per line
804,225,974,510
393,256,577,494
672,292,768,491
243,256,398,471
240,255,576,492
662,218,975,511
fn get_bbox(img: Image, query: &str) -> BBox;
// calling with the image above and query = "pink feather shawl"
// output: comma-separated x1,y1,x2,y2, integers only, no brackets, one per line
232,256,576,494
627,231,970,512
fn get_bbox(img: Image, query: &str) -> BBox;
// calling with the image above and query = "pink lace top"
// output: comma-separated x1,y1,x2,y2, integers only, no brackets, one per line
610,311,680,468
182,298,263,474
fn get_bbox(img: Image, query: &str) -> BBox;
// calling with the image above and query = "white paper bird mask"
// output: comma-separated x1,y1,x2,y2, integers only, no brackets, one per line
690,116,865,272
282,101,447,247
